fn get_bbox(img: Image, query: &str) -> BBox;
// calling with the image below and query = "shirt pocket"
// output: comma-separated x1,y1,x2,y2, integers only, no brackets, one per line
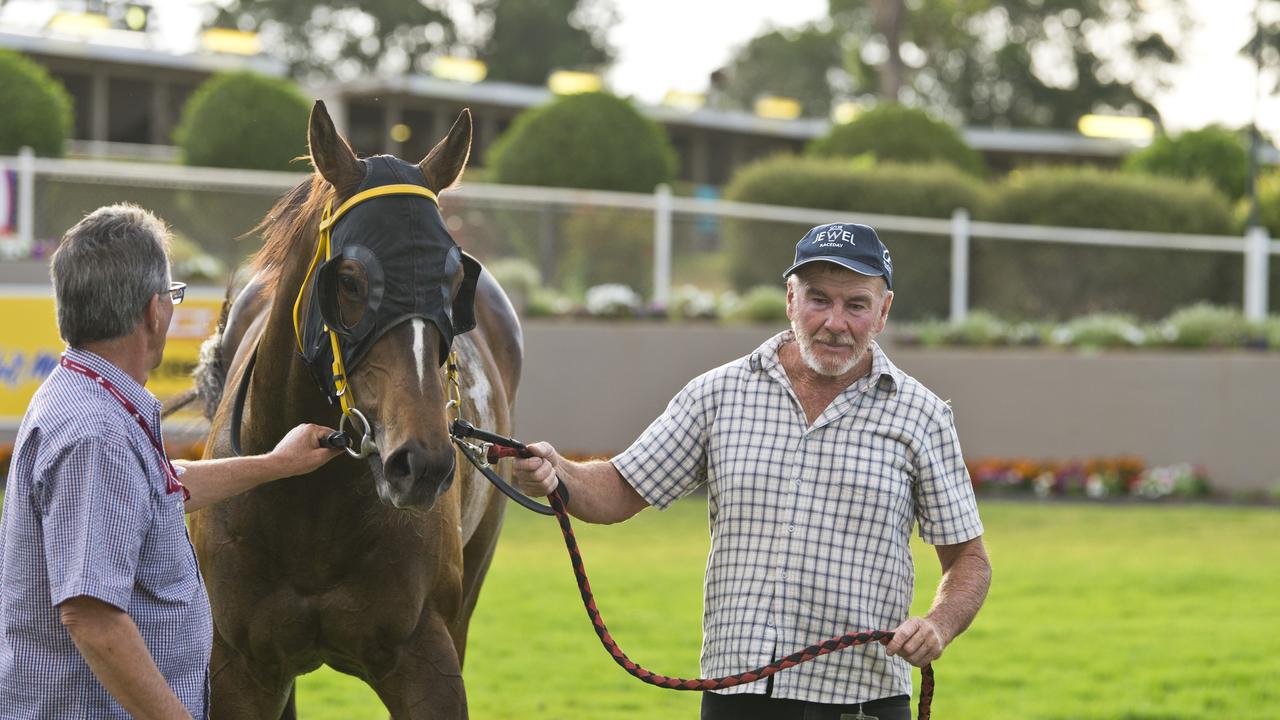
825,428,915,533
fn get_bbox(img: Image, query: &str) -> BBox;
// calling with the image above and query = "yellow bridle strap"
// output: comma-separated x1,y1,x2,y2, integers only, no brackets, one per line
446,351,463,421
289,183,439,416
318,184,438,231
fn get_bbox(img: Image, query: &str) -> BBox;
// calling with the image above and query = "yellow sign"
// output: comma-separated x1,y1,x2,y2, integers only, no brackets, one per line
1077,114,1156,142
0,293,222,423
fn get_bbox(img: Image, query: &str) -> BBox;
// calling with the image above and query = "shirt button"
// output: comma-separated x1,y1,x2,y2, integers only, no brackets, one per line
787,524,795,534
780,570,788,580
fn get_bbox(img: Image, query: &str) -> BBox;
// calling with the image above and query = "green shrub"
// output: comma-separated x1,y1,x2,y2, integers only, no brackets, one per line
942,310,1008,346
726,285,788,323
1255,170,1280,237
525,287,573,318
979,167,1238,319
487,257,542,315
1159,303,1256,348
1124,126,1249,201
176,71,310,171
1052,313,1146,350
1241,171,1280,315
487,92,676,192
722,156,988,319
0,49,72,156
808,105,986,177
1264,316,1280,350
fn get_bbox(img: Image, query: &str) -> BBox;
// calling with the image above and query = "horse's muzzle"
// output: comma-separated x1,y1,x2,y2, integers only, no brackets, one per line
380,439,456,508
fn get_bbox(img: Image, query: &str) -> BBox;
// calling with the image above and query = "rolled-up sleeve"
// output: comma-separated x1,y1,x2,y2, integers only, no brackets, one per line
612,373,717,510
913,405,984,545
37,437,154,611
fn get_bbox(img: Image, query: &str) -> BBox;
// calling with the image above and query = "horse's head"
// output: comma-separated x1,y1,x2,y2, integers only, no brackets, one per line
299,100,477,509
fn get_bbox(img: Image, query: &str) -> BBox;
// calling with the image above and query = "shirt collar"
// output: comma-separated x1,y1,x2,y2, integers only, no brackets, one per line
753,330,901,393
62,347,162,420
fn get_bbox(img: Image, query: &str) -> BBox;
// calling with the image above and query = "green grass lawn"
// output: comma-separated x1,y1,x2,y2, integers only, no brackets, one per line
296,500,1280,719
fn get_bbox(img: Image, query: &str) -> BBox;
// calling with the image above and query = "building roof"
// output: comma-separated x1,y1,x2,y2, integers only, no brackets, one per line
328,74,1166,158
0,28,285,76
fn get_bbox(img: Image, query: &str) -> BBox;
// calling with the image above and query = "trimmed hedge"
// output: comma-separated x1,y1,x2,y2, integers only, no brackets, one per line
1254,170,1280,238
0,49,72,157
1123,126,1249,201
722,156,989,319
175,71,310,171
487,92,676,192
808,105,986,178
487,92,675,294
979,167,1238,319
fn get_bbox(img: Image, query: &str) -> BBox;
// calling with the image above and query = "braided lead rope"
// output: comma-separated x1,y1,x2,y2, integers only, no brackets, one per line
545,488,934,719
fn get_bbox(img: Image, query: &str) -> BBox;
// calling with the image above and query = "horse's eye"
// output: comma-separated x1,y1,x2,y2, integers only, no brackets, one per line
339,274,360,295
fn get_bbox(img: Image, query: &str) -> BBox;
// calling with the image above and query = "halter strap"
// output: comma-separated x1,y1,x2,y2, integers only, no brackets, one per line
319,184,439,231
290,183,441,418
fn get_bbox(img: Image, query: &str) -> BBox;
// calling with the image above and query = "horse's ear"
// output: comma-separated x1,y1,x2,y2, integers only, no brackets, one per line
419,109,472,193
308,100,363,193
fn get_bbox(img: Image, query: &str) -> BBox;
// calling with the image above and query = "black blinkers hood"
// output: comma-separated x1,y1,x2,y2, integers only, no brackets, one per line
298,155,480,398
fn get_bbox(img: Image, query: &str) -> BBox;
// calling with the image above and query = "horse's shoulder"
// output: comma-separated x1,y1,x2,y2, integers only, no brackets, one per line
472,268,522,400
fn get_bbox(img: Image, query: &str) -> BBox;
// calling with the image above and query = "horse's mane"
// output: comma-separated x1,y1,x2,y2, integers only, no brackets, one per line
249,173,333,294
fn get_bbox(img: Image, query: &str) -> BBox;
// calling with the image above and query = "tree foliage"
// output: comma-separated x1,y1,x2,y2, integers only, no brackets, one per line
208,0,453,80
712,24,845,117
1123,126,1250,201
718,0,1185,127
474,0,614,85
808,105,985,176
176,71,310,171
0,49,72,156
832,0,1185,128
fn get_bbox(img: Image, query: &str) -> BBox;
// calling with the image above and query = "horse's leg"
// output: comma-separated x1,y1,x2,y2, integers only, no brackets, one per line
280,682,297,720
207,632,295,720
368,611,467,720
450,495,506,665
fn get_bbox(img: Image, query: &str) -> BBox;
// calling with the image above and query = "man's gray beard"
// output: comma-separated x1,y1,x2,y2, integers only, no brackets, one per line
792,320,871,377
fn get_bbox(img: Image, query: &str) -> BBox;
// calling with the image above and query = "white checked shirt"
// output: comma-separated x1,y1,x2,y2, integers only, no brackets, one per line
613,331,983,705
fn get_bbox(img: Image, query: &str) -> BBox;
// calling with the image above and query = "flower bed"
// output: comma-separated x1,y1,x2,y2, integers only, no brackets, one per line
968,456,1212,500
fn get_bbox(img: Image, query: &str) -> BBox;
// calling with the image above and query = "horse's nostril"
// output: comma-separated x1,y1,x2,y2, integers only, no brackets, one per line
384,440,427,483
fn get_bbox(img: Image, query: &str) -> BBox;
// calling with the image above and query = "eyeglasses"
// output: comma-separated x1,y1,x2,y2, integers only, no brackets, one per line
166,281,187,305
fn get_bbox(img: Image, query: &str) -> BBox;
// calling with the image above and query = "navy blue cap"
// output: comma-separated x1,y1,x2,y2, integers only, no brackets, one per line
782,222,893,289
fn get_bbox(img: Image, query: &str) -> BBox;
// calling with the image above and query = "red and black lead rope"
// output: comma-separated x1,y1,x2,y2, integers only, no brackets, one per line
452,420,935,719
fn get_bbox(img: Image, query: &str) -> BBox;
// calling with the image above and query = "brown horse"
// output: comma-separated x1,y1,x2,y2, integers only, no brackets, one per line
189,101,520,719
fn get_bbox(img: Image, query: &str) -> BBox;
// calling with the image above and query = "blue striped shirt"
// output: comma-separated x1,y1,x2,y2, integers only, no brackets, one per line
0,348,211,718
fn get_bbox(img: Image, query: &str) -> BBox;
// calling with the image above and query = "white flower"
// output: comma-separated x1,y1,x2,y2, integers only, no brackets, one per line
1085,474,1108,498
585,284,641,317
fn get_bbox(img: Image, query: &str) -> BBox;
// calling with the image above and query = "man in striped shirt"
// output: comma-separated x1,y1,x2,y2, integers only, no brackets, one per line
513,223,991,720
0,205,342,719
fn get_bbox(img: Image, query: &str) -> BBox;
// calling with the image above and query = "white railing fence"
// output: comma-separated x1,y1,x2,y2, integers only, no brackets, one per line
2,147,1276,320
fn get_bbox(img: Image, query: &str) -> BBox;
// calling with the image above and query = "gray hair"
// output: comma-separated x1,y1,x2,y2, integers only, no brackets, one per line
786,266,891,298
51,204,171,347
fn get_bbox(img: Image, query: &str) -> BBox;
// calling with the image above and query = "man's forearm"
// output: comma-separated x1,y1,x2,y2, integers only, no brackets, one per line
925,538,992,644
60,597,193,720
557,459,648,524
175,454,284,513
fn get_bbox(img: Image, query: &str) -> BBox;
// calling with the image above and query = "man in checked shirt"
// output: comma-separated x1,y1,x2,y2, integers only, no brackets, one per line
513,222,991,720
0,204,342,719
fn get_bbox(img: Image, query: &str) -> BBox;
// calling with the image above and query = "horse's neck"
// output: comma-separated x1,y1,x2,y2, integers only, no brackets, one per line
249,242,334,438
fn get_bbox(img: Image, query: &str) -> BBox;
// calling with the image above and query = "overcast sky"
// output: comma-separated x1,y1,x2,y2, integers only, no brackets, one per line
3,0,1276,137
